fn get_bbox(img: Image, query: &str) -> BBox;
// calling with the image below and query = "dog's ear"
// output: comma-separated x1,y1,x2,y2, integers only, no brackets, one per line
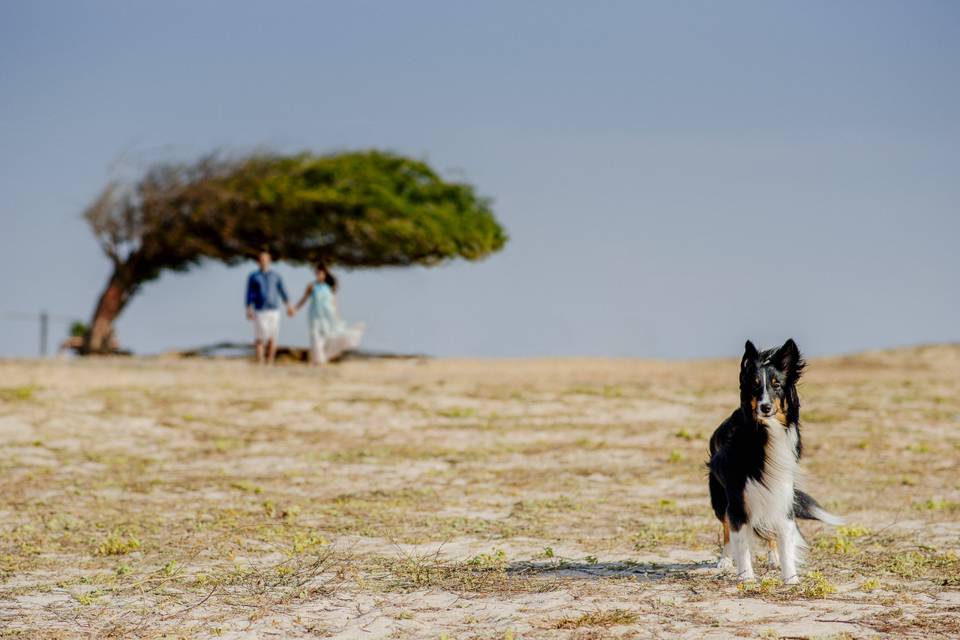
774,338,805,381
741,340,758,371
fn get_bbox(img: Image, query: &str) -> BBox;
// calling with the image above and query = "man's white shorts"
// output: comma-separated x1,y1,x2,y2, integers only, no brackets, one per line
253,309,281,342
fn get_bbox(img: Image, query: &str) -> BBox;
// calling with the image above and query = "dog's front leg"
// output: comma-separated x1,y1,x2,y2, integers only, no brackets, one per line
777,520,799,584
717,517,734,569
729,526,754,581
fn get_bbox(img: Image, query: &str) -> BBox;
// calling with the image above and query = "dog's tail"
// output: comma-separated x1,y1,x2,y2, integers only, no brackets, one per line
794,489,844,526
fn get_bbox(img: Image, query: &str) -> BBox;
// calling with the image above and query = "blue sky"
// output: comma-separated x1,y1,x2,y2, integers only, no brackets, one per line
2,1,958,358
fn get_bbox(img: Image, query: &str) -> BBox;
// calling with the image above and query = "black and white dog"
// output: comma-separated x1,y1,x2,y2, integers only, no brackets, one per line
708,339,841,583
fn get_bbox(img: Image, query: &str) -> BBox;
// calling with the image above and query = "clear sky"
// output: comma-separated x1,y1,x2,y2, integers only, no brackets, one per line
2,1,958,359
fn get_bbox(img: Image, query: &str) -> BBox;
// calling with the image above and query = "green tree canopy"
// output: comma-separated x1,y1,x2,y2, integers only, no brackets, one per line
83,150,507,352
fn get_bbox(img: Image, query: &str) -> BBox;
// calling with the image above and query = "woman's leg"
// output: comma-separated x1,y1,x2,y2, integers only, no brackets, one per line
309,325,323,366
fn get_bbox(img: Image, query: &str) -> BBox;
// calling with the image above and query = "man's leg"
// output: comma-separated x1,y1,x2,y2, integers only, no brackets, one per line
267,338,278,365
261,310,279,366
255,339,265,365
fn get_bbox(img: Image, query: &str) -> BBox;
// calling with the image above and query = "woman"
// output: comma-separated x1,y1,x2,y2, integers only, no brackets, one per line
293,263,364,365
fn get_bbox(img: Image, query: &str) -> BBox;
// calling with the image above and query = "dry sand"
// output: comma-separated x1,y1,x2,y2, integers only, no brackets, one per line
1,346,958,638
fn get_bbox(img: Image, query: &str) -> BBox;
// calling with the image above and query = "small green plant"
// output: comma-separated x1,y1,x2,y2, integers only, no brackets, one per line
289,531,327,556
860,577,881,591
632,523,664,550
667,451,684,463
230,480,262,494
820,524,869,554
887,551,928,578
914,498,959,512
468,549,507,571
797,571,837,598
543,546,555,558
73,589,102,605
436,407,477,418
0,385,38,402
97,531,141,556
553,609,638,629
738,576,781,594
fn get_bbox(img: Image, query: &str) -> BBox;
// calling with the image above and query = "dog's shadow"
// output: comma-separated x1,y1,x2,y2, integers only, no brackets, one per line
507,559,715,581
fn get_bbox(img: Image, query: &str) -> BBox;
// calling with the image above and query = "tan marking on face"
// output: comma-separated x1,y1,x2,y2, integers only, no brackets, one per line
750,397,758,413
774,396,788,425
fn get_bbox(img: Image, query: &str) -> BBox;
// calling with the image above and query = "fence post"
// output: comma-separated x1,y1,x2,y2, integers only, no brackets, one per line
40,310,49,357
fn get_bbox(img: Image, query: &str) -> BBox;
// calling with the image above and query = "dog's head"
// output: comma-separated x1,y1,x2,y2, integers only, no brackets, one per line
739,338,805,425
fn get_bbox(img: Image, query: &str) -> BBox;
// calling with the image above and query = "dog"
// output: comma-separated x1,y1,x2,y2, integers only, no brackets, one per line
707,338,841,584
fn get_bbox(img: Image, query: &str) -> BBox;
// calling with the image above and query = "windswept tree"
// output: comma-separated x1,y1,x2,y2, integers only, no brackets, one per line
83,150,507,353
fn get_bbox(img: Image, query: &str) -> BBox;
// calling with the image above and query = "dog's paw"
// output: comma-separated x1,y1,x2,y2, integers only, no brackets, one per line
716,556,734,570
783,574,800,585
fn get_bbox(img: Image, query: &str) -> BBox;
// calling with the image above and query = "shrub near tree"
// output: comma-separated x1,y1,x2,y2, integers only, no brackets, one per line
82,150,507,353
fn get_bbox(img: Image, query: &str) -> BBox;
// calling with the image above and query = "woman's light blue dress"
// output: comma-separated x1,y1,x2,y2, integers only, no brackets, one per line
307,281,364,362
308,282,340,338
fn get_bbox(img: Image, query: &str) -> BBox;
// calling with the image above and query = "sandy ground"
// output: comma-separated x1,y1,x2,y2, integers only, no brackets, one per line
1,346,959,639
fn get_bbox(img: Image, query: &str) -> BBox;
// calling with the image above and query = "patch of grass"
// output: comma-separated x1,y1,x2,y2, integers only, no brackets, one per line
230,480,263,494
802,409,844,424
0,385,39,402
564,385,625,399
435,406,477,418
887,551,928,578
796,571,837,598
468,549,507,571
914,498,959,512
512,496,579,513
73,589,103,606
658,498,677,511
289,531,327,556
377,548,532,594
96,530,141,556
860,577,881,591
630,520,704,550
816,525,869,554
552,609,638,629
738,576,781,594
632,524,665,550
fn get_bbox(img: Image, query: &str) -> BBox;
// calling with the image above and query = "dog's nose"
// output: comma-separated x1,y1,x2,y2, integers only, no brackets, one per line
759,403,773,415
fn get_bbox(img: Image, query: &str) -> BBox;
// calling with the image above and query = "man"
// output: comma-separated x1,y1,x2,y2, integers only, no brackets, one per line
245,251,295,365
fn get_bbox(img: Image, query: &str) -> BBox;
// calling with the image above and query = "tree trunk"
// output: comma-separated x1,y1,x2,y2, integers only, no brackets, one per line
83,264,138,354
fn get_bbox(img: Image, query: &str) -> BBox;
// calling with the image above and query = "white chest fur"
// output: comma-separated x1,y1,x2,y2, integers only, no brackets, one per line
743,419,799,533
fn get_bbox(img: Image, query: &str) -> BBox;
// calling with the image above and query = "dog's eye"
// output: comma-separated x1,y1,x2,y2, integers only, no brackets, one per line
754,377,760,386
